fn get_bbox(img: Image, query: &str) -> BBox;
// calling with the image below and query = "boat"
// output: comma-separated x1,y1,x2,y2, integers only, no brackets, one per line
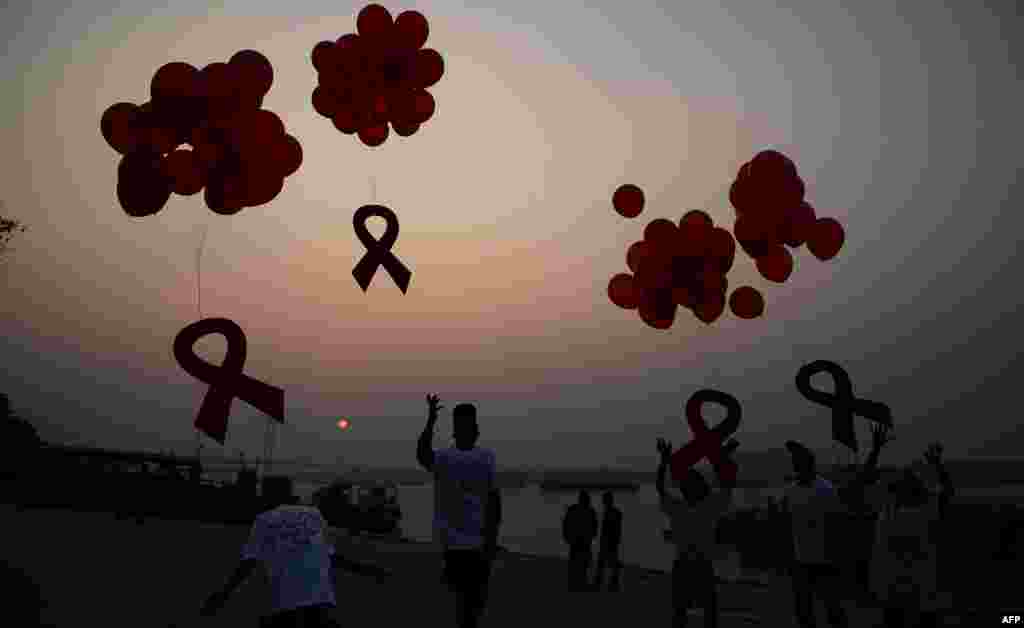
312,479,402,536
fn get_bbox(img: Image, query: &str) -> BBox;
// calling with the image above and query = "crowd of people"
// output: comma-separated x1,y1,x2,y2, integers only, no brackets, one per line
196,396,959,628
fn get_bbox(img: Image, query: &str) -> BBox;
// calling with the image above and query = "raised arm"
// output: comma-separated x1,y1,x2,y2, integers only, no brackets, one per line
655,438,672,497
416,394,443,471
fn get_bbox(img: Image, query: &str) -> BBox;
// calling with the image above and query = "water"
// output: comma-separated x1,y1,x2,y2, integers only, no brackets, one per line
206,471,1024,575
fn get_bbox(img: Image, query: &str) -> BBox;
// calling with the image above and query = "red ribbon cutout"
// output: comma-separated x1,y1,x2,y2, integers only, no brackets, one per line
670,389,742,485
173,318,284,445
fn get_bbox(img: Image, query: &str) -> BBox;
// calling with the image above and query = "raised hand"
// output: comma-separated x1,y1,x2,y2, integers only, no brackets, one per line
870,423,893,450
924,442,944,467
426,394,443,419
656,438,673,463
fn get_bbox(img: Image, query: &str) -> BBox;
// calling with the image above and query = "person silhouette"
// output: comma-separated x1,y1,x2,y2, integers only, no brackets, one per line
199,475,393,627
592,490,624,592
656,437,736,628
862,442,954,628
562,489,599,592
416,395,501,628
780,440,848,628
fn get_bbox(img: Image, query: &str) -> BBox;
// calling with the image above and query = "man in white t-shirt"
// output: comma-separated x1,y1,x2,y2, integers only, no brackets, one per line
199,475,394,627
656,437,736,628
417,395,501,628
780,441,848,628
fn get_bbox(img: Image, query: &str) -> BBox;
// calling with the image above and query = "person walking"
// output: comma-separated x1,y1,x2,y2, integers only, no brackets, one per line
416,394,502,628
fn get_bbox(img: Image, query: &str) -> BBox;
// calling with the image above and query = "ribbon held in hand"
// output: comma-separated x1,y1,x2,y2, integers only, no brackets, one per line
352,204,412,294
173,318,284,444
795,360,892,453
670,389,742,485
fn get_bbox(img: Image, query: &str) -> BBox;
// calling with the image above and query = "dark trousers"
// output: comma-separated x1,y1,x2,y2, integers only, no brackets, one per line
790,562,848,628
672,553,717,628
444,549,493,628
259,603,340,628
593,545,622,592
567,543,593,592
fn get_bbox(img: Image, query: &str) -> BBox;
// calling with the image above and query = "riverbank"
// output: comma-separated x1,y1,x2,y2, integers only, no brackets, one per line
1,503,990,627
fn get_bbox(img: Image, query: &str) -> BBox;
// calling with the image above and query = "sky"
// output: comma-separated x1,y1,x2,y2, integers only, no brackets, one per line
2,0,1022,471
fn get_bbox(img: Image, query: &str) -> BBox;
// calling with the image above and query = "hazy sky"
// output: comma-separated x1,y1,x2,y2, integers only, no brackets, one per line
2,1,1021,470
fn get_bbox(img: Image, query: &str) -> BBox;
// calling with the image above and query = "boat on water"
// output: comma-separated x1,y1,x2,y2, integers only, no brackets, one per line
312,479,402,536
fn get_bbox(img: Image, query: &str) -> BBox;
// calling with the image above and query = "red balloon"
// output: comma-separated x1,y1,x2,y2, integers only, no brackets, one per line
695,294,726,325
358,123,390,147
272,135,303,177
733,213,779,259
414,49,444,88
729,286,765,319
626,240,652,274
336,33,362,53
750,149,798,180
332,108,360,134
231,109,285,153
117,151,172,216
755,245,794,283
672,285,700,309
101,103,144,154
781,200,817,247
312,85,338,118
151,62,199,104
395,10,429,50
608,273,641,309
706,227,736,271
162,149,205,196
807,217,845,261
643,218,678,248
729,178,756,214
244,173,285,207
357,4,394,38
699,268,728,299
312,41,336,73
612,184,644,218
410,89,435,124
639,289,676,329
680,210,713,229
229,50,274,97
636,252,674,291
391,119,420,137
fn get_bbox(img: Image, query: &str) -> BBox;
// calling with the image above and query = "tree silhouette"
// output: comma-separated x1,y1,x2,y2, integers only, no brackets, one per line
1,200,28,261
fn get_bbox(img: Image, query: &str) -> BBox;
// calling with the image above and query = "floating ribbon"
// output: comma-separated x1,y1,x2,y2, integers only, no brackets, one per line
670,389,742,485
795,360,892,453
351,204,412,293
173,318,284,445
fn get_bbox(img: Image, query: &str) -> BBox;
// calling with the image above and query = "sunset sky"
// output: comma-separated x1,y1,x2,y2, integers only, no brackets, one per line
2,1,1021,470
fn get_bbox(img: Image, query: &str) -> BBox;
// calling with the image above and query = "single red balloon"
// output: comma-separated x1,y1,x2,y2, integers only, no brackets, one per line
395,10,429,50
680,210,713,229
639,289,676,329
151,62,199,104
707,227,736,269
312,85,338,118
608,273,641,310
626,240,652,274
117,151,172,216
391,120,420,137
729,286,765,319
414,49,444,88
755,245,794,283
312,41,336,73
782,200,817,247
613,184,644,218
695,294,726,325
358,4,394,38
229,50,274,97
733,213,778,259
101,102,144,154
273,135,303,177
644,218,678,248
807,217,845,261
245,173,284,207
410,89,435,124
750,149,798,180
359,123,390,147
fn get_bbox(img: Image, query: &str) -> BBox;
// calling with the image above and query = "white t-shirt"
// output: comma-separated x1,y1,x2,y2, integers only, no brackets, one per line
784,477,840,564
241,505,337,615
432,446,496,549
864,485,945,610
659,488,733,560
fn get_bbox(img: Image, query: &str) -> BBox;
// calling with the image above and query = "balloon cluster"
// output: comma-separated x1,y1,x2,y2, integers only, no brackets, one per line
608,192,765,328
311,5,444,147
101,50,303,217
729,150,845,276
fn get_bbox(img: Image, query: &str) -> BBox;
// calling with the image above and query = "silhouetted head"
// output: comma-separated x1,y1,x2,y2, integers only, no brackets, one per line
452,403,479,450
785,441,816,483
578,490,591,506
676,468,711,506
602,491,615,508
263,475,297,509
